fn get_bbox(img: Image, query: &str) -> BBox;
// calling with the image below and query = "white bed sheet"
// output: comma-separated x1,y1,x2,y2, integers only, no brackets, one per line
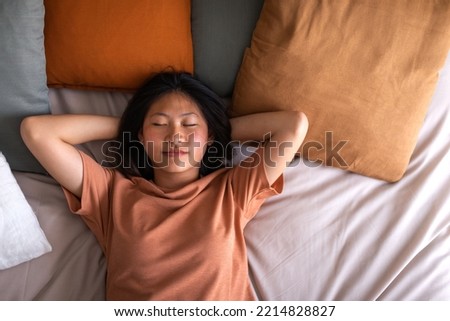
47,52,450,300
246,52,450,300
1,53,449,301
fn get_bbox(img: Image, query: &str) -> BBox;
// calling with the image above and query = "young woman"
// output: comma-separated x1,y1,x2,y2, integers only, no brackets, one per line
21,72,308,300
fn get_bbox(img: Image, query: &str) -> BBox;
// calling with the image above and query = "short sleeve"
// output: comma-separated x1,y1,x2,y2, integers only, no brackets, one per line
230,147,283,220
62,150,113,250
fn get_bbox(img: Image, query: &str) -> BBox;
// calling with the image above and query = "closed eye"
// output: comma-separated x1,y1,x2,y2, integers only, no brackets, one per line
151,123,167,126
183,123,198,127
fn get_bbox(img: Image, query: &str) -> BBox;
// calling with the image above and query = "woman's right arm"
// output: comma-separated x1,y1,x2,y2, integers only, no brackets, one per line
21,115,119,198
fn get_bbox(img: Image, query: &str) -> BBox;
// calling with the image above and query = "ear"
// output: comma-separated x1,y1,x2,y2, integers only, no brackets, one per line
207,135,214,146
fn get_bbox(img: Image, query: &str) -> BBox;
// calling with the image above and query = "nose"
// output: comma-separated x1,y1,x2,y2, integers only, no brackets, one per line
166,125,184,147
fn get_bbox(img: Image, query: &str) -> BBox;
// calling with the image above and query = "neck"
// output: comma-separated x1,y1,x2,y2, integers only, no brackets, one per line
153,169,200,190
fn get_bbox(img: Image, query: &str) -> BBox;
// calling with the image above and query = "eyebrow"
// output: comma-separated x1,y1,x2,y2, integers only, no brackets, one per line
150,112,199,118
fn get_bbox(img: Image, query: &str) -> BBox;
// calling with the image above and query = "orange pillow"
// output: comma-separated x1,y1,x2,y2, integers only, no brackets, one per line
232,0,450,182
44,0,193,91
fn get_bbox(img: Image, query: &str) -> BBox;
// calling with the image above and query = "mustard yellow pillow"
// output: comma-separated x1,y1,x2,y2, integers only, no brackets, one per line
44,0,193,91
232,0,450,182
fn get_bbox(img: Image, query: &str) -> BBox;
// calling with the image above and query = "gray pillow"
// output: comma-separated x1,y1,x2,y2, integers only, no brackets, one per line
0,0,50,173
191,0,264,97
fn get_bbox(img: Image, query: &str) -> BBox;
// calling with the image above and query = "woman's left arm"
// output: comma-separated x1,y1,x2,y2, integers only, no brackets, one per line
230,111,308,185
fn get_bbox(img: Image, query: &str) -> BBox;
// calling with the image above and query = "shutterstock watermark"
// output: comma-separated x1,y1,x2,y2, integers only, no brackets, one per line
100,131,348,169
301,131,348,167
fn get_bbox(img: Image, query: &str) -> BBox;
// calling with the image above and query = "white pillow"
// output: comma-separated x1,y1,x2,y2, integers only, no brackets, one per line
0,152,52,270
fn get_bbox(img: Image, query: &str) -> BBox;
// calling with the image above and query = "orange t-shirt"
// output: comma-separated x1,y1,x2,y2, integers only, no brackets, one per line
63,147,283,300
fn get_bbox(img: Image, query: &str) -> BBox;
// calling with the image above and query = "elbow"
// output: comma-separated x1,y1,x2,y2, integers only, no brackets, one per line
292,111,309,143
20,116,33,143
20,116,46,147
297,111,309,132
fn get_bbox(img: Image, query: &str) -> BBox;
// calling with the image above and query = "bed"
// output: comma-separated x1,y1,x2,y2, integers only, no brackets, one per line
1,0,450,301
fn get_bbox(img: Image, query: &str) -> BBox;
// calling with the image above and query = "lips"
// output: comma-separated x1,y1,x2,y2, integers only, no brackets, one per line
163,149,189,157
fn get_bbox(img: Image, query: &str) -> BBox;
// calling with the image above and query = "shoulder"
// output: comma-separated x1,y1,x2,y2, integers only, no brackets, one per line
79,150,116,179
228,146,283,198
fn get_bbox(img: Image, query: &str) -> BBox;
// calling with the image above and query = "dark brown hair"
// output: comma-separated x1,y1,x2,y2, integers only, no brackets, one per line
105,72,232,179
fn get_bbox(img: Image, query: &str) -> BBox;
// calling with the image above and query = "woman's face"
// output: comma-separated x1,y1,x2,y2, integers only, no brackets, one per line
139,92,211,175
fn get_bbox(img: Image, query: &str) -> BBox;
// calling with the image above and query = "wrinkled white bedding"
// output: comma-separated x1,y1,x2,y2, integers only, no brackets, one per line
247,53,450,300
1,53,449,300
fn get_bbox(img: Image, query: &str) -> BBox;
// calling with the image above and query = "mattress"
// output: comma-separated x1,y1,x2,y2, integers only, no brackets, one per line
247,52,450,300
1,53,449,301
